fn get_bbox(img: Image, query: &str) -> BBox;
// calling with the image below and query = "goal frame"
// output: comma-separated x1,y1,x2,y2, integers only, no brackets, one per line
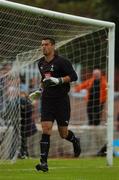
0,0,115,166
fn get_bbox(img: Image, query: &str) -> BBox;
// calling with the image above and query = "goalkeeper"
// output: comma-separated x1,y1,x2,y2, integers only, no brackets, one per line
35,37,81,172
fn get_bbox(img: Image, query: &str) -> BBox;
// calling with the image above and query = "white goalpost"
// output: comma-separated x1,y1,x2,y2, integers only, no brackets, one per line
0,0,115,166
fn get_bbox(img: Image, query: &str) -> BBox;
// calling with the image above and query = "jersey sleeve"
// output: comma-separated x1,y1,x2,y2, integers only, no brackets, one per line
60,58,78,82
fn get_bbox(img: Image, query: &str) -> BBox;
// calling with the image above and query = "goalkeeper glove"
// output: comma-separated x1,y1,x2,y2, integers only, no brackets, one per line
29,90,41,102
43,77,64,88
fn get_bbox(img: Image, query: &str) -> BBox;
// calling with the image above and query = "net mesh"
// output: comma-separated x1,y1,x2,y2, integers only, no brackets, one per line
0,3,109,162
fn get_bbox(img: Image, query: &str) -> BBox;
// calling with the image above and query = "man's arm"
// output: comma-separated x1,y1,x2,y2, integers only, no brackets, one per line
74,79,91,92
43,58,78,88
59,58,78,82
62,75,71,83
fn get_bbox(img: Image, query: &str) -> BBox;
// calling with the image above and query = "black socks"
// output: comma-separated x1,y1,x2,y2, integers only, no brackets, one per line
65,130,77,143
40,134,50,163
40,131,77,163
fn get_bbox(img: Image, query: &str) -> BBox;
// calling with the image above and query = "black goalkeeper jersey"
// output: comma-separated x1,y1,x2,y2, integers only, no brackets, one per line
38,55,78,98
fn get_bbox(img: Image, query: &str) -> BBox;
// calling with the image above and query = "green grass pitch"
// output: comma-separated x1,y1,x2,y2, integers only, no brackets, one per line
0,158,119,180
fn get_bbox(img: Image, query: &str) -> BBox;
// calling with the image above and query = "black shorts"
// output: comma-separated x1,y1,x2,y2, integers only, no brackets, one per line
41,95,70,126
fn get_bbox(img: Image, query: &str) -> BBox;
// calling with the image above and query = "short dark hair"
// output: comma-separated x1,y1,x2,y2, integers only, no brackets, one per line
42,37,55,45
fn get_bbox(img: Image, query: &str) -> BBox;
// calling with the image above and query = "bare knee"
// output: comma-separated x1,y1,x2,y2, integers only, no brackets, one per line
41,121,53,135
60,133,67,139
58,127,68,139
42,127,51,135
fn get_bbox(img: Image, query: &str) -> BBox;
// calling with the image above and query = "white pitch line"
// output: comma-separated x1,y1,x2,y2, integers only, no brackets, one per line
0,165,119,172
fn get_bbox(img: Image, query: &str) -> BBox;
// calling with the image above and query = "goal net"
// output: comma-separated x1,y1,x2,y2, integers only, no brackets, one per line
0,0,115,165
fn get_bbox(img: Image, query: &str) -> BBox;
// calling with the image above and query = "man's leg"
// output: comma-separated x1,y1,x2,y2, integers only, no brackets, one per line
58,126,81,157
57,96,81,157
35,121,53,172
87,102,94,125
93,103,104,125
19,135,28,159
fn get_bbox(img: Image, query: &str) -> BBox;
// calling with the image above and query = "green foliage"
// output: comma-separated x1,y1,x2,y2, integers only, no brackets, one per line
9,0,118,20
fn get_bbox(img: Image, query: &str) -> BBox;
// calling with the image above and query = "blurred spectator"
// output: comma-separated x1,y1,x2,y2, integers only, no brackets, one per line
97,113,119,157
20,75,29,94
115,69,119,91
29,78,37,93
19,91,37,159
114,112,119,131
73,68,107,125
0,63,12,75
0,68,5,114
97,143,107,156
